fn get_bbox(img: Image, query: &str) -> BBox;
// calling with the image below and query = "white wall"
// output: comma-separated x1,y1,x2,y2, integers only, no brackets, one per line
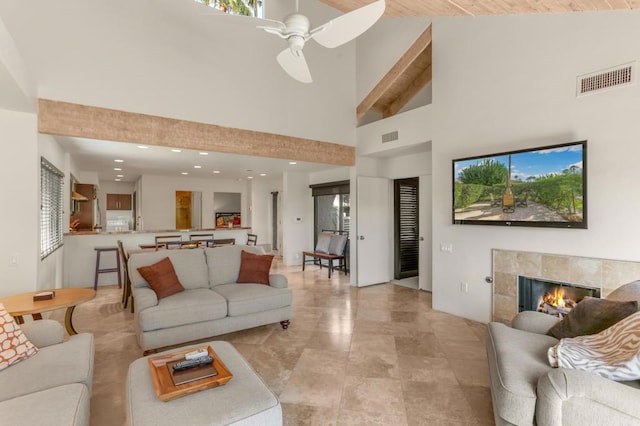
357,104,433,156
139,174,248,230
282,171,312,265
0,109,38,296
356,17,432,103
431,11,640,323
0,1,357,147
250,177,282,249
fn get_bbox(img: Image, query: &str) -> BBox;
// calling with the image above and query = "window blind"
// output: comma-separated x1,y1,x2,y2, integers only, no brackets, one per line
41,157,64,259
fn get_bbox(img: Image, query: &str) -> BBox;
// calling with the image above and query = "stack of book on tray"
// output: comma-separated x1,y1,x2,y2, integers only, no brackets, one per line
167,356,218,386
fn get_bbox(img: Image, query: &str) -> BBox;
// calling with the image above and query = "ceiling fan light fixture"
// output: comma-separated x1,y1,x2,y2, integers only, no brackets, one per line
213,0,385,83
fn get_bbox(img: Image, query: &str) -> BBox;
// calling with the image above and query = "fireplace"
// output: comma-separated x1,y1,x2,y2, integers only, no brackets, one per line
518,276,601,317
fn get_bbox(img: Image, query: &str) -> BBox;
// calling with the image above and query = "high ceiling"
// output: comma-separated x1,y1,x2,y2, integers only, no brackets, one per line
320,0,640,17
3,0,639,185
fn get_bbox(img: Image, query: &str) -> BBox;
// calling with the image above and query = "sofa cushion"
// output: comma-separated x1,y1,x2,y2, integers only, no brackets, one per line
315,233,332,253
547,296,638,339
205,245,265,287
129,249,209,290
328,234,348,255
0,333,94,402
237,250,274,285
0,303,39,371
138,288,227,332
136,257,184,299
486,322,558,425
0,383,90,426
548,311,640,381
212,284,292,317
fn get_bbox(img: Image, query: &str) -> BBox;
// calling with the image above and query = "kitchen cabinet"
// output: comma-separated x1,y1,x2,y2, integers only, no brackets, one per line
107,194,132,210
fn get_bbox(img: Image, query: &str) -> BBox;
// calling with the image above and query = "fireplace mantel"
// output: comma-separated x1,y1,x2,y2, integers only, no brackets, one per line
492,250,640,323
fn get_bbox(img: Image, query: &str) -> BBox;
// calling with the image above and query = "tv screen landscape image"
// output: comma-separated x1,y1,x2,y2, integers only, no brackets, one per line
453,141,587,228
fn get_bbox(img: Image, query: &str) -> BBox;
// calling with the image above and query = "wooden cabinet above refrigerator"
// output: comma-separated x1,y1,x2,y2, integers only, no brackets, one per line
106,194,132,210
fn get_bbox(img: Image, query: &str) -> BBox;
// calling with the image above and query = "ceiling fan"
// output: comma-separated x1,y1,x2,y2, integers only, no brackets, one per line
216,0,385,83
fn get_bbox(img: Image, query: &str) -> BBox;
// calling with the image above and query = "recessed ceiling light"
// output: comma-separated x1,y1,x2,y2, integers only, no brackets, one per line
137,145,148,149
114,159,124,163
259,173,267,177
213,170,221,174
171,149,182,153
181,172,189,175
116,174,124,178
194,165,202,169
114,168,122,171
247,176,254,179
289,161,297,165
199,152,209,156
115,179,121,182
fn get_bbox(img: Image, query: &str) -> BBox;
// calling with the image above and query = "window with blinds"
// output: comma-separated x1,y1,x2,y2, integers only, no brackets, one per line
41,157,64,259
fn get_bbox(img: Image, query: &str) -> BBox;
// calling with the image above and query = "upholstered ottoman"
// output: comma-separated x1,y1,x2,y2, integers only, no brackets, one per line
127,341,282,425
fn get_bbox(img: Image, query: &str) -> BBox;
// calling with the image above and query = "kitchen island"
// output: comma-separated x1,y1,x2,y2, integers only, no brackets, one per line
63,228,251,288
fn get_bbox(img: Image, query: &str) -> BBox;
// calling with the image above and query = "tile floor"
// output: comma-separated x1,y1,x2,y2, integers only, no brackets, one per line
50,258,494,425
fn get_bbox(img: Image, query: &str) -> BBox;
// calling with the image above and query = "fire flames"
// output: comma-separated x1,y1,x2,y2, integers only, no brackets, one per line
538,288,577,317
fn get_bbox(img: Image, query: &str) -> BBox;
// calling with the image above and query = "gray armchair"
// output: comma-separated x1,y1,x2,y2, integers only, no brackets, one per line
487,280,640,425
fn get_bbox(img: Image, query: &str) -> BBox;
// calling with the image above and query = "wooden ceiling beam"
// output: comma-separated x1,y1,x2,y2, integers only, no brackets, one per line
356,25,432,121
37,99,355,167
383,63,432,118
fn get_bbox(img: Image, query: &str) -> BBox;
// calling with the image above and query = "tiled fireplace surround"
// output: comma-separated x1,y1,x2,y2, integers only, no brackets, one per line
492,249,640,324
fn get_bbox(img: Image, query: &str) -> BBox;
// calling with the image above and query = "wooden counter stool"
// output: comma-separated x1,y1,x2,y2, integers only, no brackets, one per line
94,246,122,290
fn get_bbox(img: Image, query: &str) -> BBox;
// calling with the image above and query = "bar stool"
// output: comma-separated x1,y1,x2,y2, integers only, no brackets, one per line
94,246,122,290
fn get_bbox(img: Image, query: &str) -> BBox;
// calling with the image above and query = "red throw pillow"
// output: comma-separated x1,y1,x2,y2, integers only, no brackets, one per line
236,250,274,286
137,257,185,299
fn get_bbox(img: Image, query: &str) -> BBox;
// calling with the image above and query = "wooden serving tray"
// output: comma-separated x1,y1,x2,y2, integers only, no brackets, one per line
147,345,233,402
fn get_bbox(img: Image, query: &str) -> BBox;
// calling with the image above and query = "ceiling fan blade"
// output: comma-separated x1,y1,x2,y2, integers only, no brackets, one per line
276,48,312,83
311,0,385,48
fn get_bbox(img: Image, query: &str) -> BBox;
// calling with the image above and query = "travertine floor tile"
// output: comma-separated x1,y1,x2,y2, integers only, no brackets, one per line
350,333,397,354
294,348,349,375
279,371,345,407
306,331,352,352
346,350,401,379
395,332,446,357
340,376,406,419
402,381,477,424
282,403,339,425
397,354,458,383
54,259,495,426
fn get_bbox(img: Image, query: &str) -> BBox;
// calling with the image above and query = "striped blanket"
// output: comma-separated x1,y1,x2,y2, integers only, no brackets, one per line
548,311,640,381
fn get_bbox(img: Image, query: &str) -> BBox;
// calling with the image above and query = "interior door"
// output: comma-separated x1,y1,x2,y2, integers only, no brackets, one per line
356,176,391,287
419,174,432,291
394,178,419,279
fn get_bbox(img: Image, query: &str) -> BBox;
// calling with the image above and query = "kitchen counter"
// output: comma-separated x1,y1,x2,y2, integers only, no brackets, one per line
65,227,252,236
63,228,252,288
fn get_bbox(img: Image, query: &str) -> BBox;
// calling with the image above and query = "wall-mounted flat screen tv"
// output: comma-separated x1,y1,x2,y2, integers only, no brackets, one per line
453,141,587,228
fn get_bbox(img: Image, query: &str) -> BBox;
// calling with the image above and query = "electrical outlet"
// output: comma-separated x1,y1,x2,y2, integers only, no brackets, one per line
9,253,18,266
440,243,453,253
460,282,468,293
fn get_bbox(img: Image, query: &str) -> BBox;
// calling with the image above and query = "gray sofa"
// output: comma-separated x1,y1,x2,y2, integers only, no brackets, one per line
486,281,640,425
0,320,94,426
129,245,292,353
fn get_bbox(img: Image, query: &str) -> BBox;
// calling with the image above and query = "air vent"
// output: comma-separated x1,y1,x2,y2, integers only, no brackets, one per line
577,62,635,96
381,130,399,143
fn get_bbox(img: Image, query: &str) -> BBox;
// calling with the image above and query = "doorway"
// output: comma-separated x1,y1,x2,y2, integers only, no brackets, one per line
175,191,202,229
394,178,419,280
271,191,278,252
